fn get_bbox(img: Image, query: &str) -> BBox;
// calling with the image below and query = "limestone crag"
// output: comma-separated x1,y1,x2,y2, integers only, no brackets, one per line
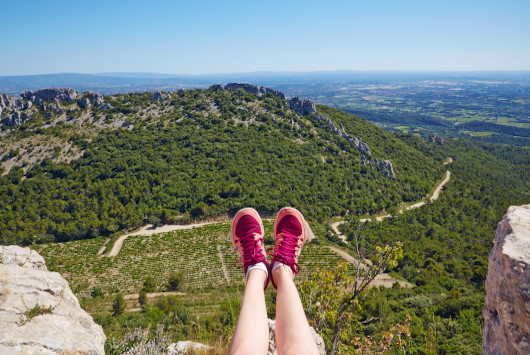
288,96,395,178
483,204,530,355
218,83,287,100
21,88,78,102
77,91,109,109
289,97,317,115
370,158,395,178
151,91,171,101
77,97,91,109
267,319,326,355
0,245,106,354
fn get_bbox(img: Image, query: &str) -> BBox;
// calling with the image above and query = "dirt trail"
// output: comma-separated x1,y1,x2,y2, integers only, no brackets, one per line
331,169,452,243
107,221,226,257
123,291,186,301
431,170,451,201
327,246,413,288
106,215,316,258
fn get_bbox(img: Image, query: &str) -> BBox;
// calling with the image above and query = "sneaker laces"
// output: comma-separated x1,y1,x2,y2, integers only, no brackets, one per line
236,232,266,269
268,232,302,274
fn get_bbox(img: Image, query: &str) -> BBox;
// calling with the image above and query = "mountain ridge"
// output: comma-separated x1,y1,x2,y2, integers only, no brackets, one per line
0,84,444,245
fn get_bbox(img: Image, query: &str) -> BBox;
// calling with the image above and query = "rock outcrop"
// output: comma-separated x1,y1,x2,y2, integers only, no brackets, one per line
370,158,395,178
0,245,106,354
167,341,213,354
267,319,326,355
21,88,78,102
151,91,171,101
289,97,317,115
287,96,394,177
77,91,109,109
483,204,530,355
289,96,394,178
214,83,287,100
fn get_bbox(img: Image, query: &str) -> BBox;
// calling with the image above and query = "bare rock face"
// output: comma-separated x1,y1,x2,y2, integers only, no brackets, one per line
21,88,78,102
267,319,326,355
483,204,530,355
289,97,317,115
0,245,105,354
220,83,287,100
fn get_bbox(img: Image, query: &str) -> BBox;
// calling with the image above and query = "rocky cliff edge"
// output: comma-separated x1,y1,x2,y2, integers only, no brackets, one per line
0,245,105,355
483,204,530,355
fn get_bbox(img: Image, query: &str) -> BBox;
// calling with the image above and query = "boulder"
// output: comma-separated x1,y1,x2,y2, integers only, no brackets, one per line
167,341,213,354
0,245,106,354
483,204,530,355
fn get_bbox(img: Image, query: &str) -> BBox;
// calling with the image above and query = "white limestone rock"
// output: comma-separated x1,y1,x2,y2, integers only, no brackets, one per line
0,245,105,354
167,340,213,354
483,204,530,355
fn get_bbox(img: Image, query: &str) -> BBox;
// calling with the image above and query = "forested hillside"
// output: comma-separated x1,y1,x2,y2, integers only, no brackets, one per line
337,139,530,353
0,86,444,245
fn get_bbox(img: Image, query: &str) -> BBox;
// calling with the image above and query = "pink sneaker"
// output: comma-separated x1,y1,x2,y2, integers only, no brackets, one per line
231,207,269,289
269,207,307,289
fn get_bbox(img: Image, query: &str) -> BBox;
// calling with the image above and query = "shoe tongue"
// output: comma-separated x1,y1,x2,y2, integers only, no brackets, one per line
235,215,262,238
277,215,302,239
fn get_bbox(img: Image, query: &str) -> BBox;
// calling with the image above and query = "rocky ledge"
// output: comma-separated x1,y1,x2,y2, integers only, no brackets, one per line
211,83,287,100
483,204,530,355
0,245,105,354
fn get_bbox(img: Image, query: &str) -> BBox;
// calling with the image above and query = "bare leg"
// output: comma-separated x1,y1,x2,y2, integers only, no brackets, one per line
274,266,319,355
228,269,269,355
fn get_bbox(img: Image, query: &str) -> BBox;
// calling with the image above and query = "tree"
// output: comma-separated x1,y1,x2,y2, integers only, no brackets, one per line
166,271,184,291
147,215,161,227
142,276,157,293
91,287,104,298
300,228,403,354
112,293,125,317
138,290,147,305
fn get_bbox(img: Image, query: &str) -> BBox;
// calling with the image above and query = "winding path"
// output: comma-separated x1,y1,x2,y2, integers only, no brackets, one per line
331,169,452,242
326,246,413,288
106,221,226,257
106,216,316,258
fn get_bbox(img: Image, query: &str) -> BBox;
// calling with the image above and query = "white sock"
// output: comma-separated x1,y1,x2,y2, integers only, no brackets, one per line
272,261,294,277
246,262,268,281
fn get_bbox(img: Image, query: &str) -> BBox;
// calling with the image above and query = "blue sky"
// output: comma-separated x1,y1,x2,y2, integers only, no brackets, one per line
1,0,529,75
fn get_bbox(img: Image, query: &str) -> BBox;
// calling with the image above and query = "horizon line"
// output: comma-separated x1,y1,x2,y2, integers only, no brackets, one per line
2,69,530,78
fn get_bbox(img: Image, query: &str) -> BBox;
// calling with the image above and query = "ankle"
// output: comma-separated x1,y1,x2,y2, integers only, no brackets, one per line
272,264,293,281
247,268,268,286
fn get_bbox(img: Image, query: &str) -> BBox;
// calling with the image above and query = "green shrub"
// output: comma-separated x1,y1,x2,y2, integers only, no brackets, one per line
112,293,125,317
166,271,184,291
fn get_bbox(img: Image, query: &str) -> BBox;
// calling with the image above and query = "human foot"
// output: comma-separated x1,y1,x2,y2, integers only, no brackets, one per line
269,207,307,289
231,208,269,289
